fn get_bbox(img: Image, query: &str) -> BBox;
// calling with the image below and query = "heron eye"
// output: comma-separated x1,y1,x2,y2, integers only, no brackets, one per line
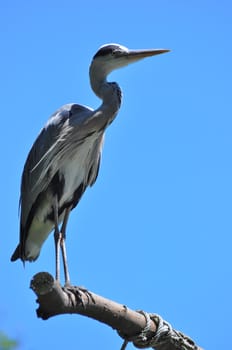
112,50,120,57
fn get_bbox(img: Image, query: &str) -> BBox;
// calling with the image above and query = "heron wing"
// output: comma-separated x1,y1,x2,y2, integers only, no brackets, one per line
20,104,93,226
20,103,105,231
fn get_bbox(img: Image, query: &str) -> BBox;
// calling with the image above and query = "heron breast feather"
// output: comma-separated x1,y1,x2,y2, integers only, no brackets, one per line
58,133,100,205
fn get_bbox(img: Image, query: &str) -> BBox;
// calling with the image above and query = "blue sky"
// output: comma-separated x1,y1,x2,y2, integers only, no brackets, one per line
1,1,231,349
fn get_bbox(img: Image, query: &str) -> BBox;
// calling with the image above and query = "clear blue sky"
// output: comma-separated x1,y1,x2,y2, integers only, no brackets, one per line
1,1,231,349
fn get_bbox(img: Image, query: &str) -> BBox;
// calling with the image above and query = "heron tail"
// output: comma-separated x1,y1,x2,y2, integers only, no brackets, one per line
10,245,20,261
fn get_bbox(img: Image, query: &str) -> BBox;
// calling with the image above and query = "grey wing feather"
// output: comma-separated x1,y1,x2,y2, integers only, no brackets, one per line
20,103,95,227
20,102,108,230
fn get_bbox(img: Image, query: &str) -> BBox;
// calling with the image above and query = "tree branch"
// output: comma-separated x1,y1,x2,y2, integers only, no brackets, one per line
30,272,203,350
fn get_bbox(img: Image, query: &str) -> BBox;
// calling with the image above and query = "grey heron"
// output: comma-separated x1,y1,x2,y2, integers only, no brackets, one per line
11,43,169,285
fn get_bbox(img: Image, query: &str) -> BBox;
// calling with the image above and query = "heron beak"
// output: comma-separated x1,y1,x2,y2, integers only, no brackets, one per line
126,48,170,61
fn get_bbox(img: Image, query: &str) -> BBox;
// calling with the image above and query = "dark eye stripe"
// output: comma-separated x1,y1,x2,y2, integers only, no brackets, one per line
93,45,117,59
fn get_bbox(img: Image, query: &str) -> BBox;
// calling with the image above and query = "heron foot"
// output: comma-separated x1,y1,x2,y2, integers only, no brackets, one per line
63,285,95,307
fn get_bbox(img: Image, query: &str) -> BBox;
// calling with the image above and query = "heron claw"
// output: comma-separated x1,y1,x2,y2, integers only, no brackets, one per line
63,285,95,307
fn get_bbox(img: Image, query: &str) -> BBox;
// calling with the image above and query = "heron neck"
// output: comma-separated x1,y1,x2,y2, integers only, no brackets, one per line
89,64,122,116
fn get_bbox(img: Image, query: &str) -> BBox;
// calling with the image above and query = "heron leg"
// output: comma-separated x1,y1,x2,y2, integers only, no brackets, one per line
60,206,72,286
53,195,61,282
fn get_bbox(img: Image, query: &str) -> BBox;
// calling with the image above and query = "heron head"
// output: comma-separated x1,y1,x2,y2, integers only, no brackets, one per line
91,43,170,75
